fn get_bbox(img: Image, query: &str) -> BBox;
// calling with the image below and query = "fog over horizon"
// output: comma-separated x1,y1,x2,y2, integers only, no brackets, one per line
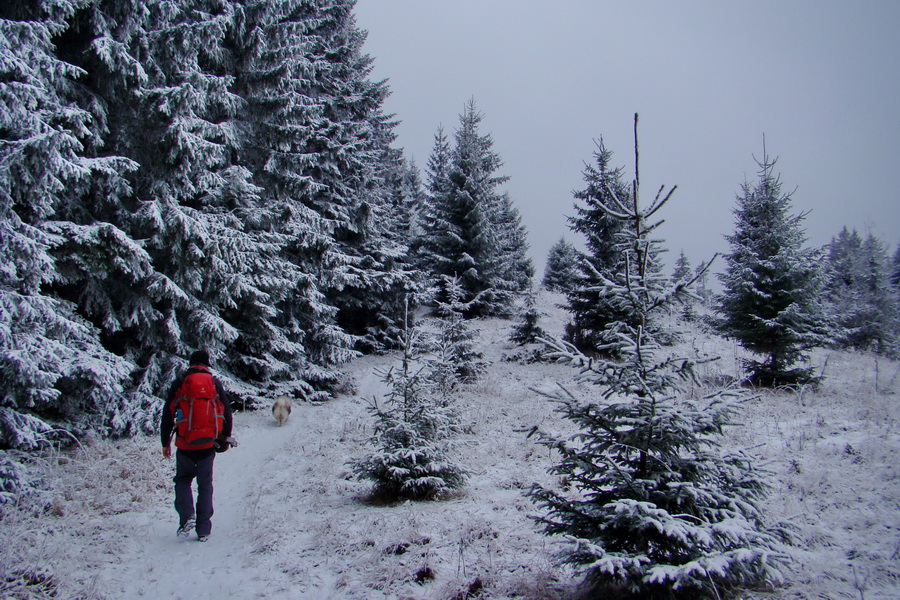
354,1,900,275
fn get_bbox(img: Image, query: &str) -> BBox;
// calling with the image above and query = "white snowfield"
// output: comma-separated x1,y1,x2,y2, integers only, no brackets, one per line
4,293,899,599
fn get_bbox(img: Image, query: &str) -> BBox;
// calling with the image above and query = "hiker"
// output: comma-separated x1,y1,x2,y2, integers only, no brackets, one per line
160,350,234,542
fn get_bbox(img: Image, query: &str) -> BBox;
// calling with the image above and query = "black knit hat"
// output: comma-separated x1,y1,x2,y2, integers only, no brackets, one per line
189,349,211,366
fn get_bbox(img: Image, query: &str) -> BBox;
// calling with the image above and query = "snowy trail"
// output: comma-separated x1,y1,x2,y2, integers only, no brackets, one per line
93,407,306,598
91,356,390,600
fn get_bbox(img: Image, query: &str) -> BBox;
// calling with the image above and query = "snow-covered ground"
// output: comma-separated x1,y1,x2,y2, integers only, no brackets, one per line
2,292,898,599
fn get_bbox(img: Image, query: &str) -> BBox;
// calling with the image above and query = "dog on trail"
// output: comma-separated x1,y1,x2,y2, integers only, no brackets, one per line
272,396,292,426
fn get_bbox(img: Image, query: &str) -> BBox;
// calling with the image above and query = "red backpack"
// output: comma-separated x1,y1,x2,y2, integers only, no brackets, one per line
172,366,225,450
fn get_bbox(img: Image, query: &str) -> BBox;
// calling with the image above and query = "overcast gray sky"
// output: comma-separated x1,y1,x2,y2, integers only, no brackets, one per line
354,0,900,275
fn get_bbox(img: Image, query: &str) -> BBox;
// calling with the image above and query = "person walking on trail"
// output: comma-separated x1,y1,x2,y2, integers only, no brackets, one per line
161,350,234,542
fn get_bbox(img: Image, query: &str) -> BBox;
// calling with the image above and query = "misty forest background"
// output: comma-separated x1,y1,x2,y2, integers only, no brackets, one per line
3,0,900,544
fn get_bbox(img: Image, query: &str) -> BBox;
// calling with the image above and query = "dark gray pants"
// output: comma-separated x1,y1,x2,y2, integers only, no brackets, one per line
174,450,215,536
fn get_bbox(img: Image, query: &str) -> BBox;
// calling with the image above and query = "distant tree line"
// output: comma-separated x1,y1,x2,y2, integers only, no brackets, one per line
544,140,900,385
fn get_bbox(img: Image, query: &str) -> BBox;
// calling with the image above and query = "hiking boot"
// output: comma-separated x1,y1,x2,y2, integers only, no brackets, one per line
177,517,195,538
197,534,210,543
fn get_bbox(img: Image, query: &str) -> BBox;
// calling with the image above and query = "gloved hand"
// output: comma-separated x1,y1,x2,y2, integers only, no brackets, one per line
214,436,237,453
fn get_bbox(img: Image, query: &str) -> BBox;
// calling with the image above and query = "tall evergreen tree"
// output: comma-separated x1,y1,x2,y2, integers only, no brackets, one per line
359,150,427,349
233,0,416,373
823,227,865,349
542,237,580,293
420,100,530,316
134,0,293,389
825,229,899,355
530,116,785,599
386,157,426,260
46,0,309,404
857,233,899,355
0,0,157,448
231,0,365,396
491,192,534,293
564,139,636,353
65,0,322,407
1,0,421,452
416,125,451,275
42,0,178,413
714,151,824,386
297,0,416,351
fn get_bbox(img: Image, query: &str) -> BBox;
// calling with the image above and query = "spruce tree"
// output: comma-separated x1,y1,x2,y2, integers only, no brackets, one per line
359,151,427,350
509,292,546,346
420,100,530,316
2,0,423,449
42,0,179,414
565,137,669,352
491,191,534,295
529,116,786,599
130,0,296,389
427,276,486,392
0,1,142,447
671,249,692,284
387,157,426,263
232,0,362,396
298,0,417,351
858,233,899,355
51,0,310,401
542,237,580,293
692,262,713,307
824,227,866,350
892,242,900,291
715,151,824,386
352,302,467,500
416,125,451,276
564,139,632,352
233,0,417,376
671,250,697,320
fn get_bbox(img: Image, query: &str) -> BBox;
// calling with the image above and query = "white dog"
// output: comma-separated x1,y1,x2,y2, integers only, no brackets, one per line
272,396,292,426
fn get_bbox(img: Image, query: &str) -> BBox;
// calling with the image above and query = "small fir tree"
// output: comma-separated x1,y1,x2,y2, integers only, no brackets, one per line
827,231,900,356
692,262,714,307
542,237,581,293
529,116,786,600
509,292,546,346
671,249,693,284
891,242,900,292
564,139,632,353
352,302,467,500
671,250,695,318
427,276,486,394
714,151,824,386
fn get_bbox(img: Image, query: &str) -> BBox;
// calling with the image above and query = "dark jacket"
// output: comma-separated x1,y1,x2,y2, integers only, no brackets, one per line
160,366,233,458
